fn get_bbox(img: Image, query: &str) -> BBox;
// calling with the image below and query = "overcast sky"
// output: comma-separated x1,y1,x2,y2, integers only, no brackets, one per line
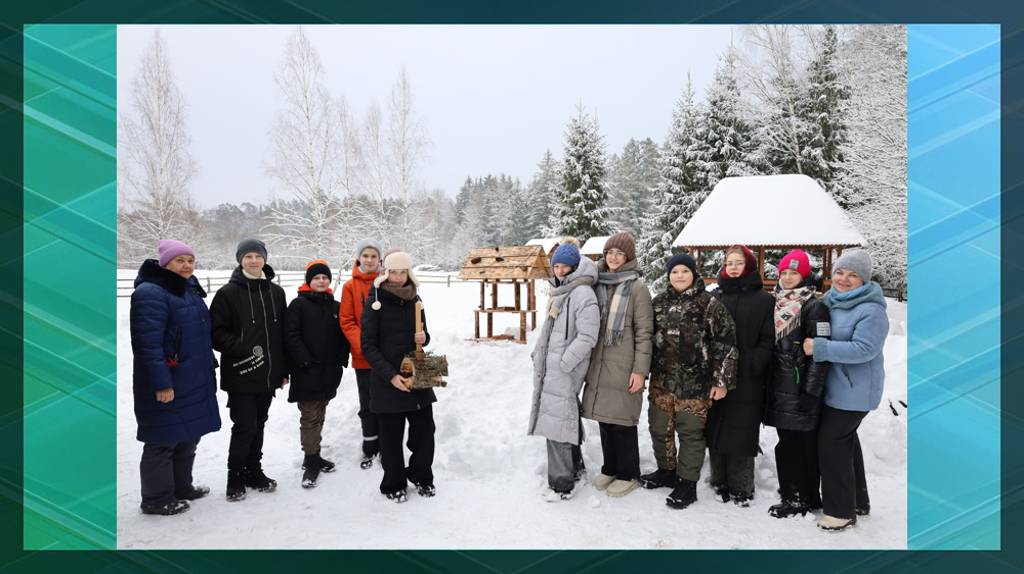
117,24,737,207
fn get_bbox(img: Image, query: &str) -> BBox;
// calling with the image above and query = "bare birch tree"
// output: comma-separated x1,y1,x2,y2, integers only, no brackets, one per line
118,30,197,264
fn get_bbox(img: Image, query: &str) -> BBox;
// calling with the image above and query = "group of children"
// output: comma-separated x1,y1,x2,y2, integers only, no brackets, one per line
133,231,886,532
529,233,887,532
130,237,436,515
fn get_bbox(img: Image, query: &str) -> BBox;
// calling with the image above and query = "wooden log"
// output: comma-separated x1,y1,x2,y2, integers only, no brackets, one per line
519,311,527,344
492,280,498,309
479,280,485,309
474,309,480,339
514,280,521,310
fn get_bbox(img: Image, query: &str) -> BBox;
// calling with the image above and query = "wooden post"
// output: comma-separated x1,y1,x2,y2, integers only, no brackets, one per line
519,311,527,344
529,280,537,330
757,246,765,285
479,280,485,310
487,310,493,338
514,280,521,310
491,280,498,310
474,309,480,339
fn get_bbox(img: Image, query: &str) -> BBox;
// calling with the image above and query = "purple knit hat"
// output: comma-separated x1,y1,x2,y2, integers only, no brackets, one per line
158,239,195,267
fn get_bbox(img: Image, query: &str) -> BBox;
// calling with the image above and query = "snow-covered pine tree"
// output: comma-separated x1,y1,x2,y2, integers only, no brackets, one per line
801,25,853,209
526,150,561,239
552,105,610,241
638,75,702,288
690,48,757,191
606,138,659,239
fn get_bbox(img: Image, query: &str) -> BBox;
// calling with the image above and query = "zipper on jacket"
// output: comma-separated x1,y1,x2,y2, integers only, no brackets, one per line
258,285,272,391
564,294,571,340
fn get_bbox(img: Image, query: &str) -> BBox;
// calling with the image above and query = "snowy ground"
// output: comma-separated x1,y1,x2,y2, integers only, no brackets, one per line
117,272,907,549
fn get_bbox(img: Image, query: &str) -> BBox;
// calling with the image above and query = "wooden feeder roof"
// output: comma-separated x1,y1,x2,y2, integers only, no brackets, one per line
458,245,552,281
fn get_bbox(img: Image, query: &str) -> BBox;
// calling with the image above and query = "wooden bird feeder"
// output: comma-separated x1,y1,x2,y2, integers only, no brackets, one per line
458,245,552,344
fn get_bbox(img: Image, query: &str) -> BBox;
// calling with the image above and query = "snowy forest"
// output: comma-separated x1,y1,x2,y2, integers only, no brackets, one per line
117,25,907,293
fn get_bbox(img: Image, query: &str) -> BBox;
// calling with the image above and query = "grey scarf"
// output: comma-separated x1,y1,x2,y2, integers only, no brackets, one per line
596,270,637,347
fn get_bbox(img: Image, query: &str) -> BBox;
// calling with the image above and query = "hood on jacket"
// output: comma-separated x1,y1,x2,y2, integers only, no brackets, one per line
134,259,205,298
550,254,598,288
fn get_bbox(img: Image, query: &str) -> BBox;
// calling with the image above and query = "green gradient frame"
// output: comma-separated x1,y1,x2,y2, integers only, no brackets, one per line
5,3,1020,572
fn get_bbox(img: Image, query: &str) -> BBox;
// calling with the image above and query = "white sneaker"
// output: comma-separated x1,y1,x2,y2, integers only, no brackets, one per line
817,514,857,531
592,473,616,491
606,479,640,498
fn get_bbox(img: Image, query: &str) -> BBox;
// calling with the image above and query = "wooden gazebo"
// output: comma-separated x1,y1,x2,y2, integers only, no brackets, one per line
458,245,552,344
673,175,866,289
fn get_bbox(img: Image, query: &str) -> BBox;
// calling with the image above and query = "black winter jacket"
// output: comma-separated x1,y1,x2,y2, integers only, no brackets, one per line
360,284,435,414
285,288,350,403
210,265,290,393
706,272,775,456
763,291,831,431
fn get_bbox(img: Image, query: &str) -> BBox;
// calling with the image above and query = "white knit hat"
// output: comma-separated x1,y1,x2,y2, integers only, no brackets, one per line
372,250,419,288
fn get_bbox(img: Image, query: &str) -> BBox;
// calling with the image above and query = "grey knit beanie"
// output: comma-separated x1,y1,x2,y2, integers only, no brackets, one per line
834,249,873,283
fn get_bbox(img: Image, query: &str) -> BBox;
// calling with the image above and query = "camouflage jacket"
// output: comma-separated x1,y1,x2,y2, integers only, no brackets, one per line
650,281,738,400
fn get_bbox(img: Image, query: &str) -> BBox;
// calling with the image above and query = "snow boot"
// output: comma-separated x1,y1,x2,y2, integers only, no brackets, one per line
318,453,336,473
226,469,246,502
141,499,190,516
592,473,615,491
384,489,408,503
666,479,698,510
244,466,278,493
731,490,754,507
818,514,857,531
360,453,376,470
302,454,322,489
639,468,678,490
411,480,436,498
543,487,575,502
606,479,640,498
175,485,210,501
711,482,731,503
769,498,808,518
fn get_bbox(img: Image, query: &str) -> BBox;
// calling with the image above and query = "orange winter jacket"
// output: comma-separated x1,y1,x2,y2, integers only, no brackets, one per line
340,260,379,369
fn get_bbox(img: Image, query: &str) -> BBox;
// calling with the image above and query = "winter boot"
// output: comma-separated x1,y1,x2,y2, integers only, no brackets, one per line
606,479,640,498
639,468,679,490
384,489,408,503
360,453,376,470
244,466,278,493
175,485,210,501
302,454,322,489
666,479,698,509
592,473,616,491
818,514,857,531
141,499,190,516
411,480,436,498
543,487,575,502
317,453,336,473
226,469,246,502
731,490,754,507
711,483,731,503
769,497,808,518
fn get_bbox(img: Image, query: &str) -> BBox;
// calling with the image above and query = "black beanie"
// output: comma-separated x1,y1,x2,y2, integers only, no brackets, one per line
666,253,699,279
304,260,332,286
235,238,268,264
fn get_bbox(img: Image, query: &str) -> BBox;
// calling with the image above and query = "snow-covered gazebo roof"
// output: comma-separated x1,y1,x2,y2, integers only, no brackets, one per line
581,235,611,259
673,174,866,249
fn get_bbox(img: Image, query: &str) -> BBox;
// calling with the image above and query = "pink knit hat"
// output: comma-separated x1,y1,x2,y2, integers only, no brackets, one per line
777,249,811,279
158,239,195,267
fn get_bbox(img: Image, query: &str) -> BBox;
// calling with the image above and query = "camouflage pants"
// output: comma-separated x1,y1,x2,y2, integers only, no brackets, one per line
708,452,755,497
647,386,712,482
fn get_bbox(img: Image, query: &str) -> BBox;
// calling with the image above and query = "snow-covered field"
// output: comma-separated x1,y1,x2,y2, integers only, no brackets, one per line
116,272,907,549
